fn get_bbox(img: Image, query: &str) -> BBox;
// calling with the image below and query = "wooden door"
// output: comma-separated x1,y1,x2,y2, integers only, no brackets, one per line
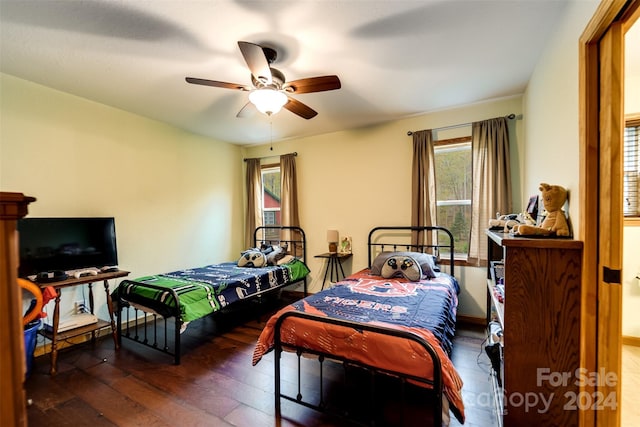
597,20,624,427
580,1,638,426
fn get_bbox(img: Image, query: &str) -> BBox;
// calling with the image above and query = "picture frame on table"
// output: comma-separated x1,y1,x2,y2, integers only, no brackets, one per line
339,236,352,254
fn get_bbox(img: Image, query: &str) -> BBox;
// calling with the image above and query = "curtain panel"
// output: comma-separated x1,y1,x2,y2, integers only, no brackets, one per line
280,154,301,249
468,117,512,264
244,159,263,249
411,129,437,248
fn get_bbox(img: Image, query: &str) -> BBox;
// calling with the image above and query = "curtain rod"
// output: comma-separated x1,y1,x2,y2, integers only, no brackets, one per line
243,151,297,162
406,113,518,136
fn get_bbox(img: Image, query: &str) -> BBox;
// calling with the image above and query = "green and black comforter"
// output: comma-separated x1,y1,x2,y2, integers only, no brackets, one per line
115,259,309,322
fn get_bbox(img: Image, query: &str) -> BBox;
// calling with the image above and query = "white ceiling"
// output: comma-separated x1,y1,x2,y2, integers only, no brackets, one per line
0,0,583,145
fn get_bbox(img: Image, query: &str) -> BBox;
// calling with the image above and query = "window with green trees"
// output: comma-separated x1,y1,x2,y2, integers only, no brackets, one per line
434,138,471,258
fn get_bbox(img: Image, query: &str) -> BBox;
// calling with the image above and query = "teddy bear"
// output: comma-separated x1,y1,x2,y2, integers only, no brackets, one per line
511,183,570,237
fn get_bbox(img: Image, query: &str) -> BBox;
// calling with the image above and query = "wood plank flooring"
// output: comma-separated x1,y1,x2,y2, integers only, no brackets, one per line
622,344,640,427
24,296,497,427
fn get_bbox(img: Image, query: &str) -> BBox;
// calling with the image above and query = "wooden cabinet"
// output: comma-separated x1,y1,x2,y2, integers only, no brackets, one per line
0,192,36,427
486,230,583,427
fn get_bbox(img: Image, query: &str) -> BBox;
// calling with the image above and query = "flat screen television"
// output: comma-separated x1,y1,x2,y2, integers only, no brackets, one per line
17,217,118,277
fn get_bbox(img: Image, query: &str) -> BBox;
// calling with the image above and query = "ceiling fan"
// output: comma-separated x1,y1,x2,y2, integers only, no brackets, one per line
186,41,341,119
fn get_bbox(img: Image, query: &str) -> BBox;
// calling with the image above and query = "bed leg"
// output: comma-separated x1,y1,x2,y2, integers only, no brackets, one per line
296,350,302,401
174,317,181,365
116,303,122,347
400,378,406,426
152,315,158,348
142,312,148,344
274,345,282,418
318,355,325,409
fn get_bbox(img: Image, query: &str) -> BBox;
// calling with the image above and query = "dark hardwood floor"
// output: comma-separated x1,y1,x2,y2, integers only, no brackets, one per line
25,296,498,427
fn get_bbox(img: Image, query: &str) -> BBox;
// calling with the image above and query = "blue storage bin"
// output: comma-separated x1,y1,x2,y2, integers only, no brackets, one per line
24,320,40,378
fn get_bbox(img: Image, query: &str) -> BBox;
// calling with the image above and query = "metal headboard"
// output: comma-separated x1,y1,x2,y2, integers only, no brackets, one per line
367,226,455,276
253,225,307,265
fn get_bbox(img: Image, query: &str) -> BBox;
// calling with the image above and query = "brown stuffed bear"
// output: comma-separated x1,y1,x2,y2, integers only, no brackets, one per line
511,183,570,237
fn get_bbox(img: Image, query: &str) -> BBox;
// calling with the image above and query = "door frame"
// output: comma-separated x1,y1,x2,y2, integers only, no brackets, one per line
580,1,639,426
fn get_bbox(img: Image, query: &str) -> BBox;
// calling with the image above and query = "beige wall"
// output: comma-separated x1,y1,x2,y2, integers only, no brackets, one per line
0,0,607,324
243,96,524,318
0,73,245,323
523,0,640,339
2,73,522,324
522,0,600,236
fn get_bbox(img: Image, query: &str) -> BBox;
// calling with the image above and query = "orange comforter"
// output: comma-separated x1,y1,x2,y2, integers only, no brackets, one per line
252,269,465,424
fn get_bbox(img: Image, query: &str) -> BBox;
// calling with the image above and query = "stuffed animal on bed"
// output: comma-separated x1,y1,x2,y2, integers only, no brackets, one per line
239,244,290,267
237,249,267,268
511,183,570,237
380,256,422,281
261,244,288,266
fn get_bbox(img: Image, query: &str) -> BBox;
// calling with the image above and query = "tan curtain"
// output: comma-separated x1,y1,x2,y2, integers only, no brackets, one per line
468,117,512,264
411,130,437,249
244,159,262,248
280,154,300,247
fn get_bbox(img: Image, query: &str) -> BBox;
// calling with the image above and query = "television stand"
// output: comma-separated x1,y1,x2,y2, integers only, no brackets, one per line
36,270,129,375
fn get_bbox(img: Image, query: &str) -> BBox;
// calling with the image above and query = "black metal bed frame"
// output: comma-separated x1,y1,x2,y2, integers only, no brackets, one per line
114,225,307,365
272,225,455,427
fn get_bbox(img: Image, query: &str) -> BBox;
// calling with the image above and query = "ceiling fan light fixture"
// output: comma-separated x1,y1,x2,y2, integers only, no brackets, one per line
249,88,288,115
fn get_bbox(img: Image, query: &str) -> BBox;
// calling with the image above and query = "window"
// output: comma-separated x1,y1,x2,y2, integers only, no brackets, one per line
434,137,472,258
261,166,281,239
624,116,640,217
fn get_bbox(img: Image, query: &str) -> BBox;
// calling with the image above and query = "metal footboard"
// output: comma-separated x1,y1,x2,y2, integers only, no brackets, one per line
115,276,307,365
115,280,183,364
273,311,444,427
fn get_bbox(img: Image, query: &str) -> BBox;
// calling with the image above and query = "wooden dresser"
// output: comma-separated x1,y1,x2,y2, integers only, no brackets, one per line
486,229,583,426
0,192,36,427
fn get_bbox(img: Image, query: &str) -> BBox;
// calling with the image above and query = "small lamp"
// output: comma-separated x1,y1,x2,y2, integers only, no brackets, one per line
327,229,339,253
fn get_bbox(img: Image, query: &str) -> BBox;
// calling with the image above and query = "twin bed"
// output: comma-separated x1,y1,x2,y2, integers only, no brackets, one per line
254,225,464,426
113,225,464,426
114,226,309,364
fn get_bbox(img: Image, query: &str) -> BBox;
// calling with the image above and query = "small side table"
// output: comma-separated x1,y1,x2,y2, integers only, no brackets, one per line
315,252,353,290
37,270,130,375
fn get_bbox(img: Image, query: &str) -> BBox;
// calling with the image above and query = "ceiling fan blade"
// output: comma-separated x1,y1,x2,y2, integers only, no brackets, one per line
236,102,257,118
283,75,341,94
185,77,250,91
238,41,272,85
284,97,318,119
